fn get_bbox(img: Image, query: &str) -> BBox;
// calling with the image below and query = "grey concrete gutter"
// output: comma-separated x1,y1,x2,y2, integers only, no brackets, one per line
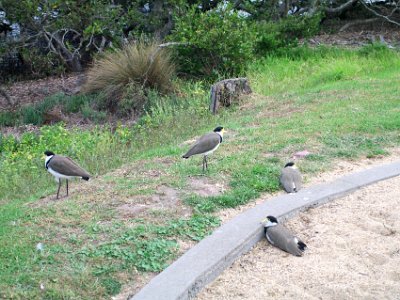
131,161,400,300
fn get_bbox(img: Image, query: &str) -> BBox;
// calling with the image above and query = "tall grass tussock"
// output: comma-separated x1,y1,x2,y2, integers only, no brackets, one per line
82,40,176,113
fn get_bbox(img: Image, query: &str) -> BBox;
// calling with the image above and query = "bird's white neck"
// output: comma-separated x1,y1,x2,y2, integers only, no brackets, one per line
45,155,54,168
264,221,278,228
216,131,223,142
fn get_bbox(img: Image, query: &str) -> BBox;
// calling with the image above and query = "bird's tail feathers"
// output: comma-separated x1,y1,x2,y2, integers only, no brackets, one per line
82,176,90,181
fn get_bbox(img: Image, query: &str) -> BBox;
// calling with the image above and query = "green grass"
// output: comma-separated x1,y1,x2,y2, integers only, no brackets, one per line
1,45,400,298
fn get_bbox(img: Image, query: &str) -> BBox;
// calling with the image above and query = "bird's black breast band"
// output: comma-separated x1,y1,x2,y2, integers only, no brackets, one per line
45,156,54,169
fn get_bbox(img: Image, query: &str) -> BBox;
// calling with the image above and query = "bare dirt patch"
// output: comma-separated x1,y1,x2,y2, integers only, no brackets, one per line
304,29,400,48
115,184,192,219
188,177,226,197
1,74,81,109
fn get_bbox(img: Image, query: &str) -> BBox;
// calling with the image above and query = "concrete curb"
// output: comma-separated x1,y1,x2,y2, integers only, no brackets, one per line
130,160,400,300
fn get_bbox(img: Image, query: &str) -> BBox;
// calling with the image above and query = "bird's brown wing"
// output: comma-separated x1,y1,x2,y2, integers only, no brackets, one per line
183,133,220,157
49,155,91,177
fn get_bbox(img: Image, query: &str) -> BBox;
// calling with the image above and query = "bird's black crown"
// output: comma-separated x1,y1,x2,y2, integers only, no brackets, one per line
284,161,295,168
266,215,279,223
213,126,224,132
44,150,55,156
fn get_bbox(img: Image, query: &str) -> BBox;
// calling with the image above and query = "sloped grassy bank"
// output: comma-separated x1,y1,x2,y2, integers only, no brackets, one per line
1,45,400,298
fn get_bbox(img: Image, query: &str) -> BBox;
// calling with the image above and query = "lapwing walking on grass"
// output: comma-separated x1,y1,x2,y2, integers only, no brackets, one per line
262,215,307,256
280,161,302,193
182,126,224,172
44,151,91,199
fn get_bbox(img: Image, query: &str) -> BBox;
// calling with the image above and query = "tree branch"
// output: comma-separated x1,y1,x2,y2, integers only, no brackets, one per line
325,0,359,17
359,0,400,26
339,17,379,31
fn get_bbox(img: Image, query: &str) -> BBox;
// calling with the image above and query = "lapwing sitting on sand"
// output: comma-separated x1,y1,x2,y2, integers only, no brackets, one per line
262,215,307,256
44,151,91,199
280,161,302,193
182,126,224,172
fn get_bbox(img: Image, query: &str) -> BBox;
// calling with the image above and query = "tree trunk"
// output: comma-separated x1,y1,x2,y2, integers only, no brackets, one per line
210,78,252,114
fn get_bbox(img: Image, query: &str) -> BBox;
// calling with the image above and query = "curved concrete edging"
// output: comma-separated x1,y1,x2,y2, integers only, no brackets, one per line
131,160,400,300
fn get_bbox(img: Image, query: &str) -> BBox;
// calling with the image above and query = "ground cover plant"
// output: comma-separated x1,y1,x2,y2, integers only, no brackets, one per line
1,45,400,298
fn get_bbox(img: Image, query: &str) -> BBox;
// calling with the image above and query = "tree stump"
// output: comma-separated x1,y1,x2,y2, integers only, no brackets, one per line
209,77,252,114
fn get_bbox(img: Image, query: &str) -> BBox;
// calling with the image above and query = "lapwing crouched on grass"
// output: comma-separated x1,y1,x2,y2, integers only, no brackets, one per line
44,151,91,199
262,215,307,256
182,126,224,172
280,161,302,193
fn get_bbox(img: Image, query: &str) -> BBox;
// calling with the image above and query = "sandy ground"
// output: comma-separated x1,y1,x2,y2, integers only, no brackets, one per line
196,154,400,300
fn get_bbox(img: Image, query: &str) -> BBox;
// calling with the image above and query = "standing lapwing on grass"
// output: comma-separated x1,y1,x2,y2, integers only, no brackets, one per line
44,151,91,199
182,126,224,172
262,215,307,256
280,161,302,193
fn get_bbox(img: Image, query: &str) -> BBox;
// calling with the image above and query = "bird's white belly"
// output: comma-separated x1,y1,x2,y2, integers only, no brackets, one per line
47,167,75,181
204,143,220,156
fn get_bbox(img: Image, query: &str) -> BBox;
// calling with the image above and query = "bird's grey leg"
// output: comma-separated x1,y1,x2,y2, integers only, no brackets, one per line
56,179,61,199
202,156,206,172
205,155,208,170
66,180,69,197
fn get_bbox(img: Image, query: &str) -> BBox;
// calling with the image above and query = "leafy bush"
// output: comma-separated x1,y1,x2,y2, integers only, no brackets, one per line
81,102,107,122
0,111,19,126
20,94,62,125
254,14,322,56
170,4,256,78
82,40,176,114
20,48,66,78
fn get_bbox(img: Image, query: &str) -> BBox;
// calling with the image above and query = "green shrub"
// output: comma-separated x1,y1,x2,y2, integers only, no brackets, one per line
170,4,256,78
21,106,44,125
117,82,147,117
82,40,175,114
0,111,19,126
20,93,62,125
254,14,322,56
20,48,66,78
63,94,91,114
81,102,107,122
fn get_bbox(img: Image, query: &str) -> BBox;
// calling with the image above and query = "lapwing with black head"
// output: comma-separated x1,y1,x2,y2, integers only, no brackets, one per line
262,215,307,256
182,126,224,172
44,151,91,199
280,161,302,193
